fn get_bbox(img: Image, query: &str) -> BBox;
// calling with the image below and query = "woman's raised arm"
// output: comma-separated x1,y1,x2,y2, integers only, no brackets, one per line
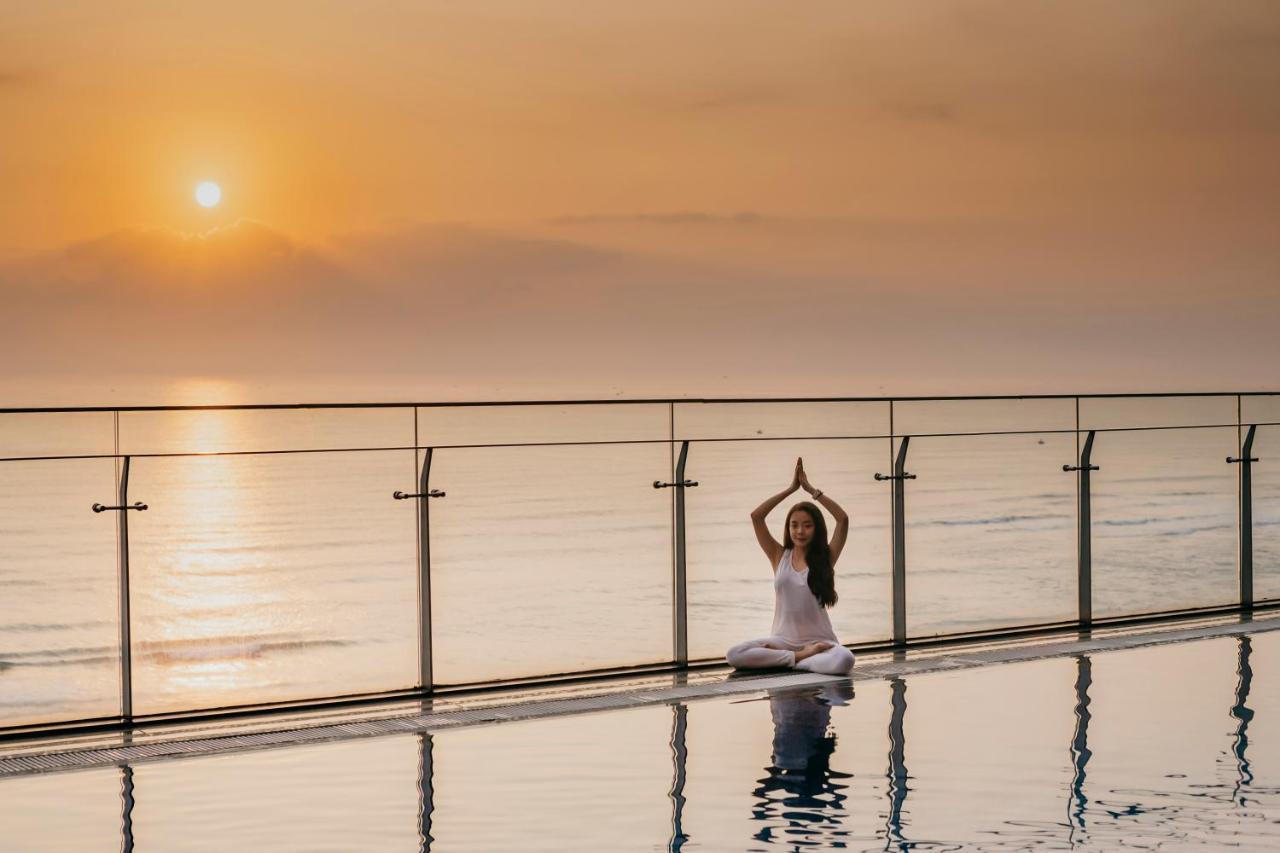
750,458,803,570
797,463,850,566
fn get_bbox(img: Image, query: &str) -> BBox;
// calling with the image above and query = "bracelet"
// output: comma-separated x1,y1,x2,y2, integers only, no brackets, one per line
811,489,823,500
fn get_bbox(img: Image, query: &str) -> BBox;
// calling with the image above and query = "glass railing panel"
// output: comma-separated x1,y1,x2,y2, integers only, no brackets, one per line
119,407,414,455
418,403,669,446
0,457,120,727
673,401,889,441
903,432,1077,637
1090,427,1238,618
1255,425,1280,602
1242,394,1280,425
894,397,1075,436
428,443,672,684
0,410,114,459
684,438,892,660
127,450,419,715
1079,395,1236,431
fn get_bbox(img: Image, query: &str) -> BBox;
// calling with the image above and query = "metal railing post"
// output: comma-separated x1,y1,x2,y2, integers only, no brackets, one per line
394,448,446,692
93,455,146,722
655,441,697,667
115,413,126,724
1065,431,1098,629
1229,425,1258,610
118,458,134,722
420,450,436,691
876,437,914,646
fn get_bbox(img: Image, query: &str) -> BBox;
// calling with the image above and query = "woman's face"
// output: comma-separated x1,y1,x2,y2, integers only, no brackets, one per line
788,511,816,550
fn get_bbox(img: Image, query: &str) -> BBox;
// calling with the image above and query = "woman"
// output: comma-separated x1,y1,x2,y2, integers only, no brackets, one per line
726,458,856,676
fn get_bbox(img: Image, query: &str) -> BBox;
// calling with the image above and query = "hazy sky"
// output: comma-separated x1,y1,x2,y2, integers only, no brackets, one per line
2,1,1278,402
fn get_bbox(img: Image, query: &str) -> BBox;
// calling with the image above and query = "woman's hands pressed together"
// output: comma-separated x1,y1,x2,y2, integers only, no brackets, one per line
793,457,822,499
795,457,814,495
755,457,849,568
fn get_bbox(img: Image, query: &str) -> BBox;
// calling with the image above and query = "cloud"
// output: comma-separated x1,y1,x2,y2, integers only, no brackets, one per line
593,81,783,116
9,220,345,296
548,211,764,227
1202,30,1280,55
0,221,681,377
3,215,1278,397
331,222,619,283
0,69,33,89
677,88,779,113
880,100,956,123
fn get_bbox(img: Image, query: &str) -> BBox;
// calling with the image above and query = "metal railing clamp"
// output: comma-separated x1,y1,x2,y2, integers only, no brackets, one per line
92,502,148,512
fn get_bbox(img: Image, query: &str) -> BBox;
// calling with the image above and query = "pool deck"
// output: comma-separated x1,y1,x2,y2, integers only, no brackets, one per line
4,612,1278,778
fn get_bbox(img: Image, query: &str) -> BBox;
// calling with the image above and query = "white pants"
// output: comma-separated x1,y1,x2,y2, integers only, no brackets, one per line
726,636,855,676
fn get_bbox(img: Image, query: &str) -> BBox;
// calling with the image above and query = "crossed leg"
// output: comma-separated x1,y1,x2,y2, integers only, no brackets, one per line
726,637,855,675
794,643,855,676
726,636,801,669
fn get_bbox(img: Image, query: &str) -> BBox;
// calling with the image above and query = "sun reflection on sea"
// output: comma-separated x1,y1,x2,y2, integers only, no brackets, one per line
132,404,280,709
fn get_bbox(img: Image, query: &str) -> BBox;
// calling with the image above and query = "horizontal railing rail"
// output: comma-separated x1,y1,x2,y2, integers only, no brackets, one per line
4,388,1280,414
1,392,1277,738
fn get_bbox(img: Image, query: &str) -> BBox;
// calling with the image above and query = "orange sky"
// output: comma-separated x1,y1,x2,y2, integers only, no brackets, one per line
2,2,1279,401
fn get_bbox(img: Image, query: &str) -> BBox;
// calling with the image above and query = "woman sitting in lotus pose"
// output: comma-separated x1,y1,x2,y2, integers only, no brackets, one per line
726,458,855,676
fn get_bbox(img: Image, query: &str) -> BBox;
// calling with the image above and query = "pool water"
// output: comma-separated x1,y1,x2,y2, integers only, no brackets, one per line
3,629,1279,851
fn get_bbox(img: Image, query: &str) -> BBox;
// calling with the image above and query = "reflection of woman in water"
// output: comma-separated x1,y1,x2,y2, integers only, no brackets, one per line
751,685,855,845
727,458,856,675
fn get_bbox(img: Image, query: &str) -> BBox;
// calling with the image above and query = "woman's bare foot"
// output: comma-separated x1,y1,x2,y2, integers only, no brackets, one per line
794,641,834,661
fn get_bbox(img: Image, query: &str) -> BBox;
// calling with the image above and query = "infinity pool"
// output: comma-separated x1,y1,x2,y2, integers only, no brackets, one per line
3,628,1278,851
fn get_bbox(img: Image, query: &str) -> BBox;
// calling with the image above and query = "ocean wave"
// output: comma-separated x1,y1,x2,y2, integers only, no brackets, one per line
929,514,1071,527
1096,518,1157,527
0,620,114,633
1157,524,1233,537
0,652,118,668
139,635,354,663
0,635,357,669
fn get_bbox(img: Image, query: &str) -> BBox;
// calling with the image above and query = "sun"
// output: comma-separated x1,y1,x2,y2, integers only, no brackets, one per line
195,181,222,208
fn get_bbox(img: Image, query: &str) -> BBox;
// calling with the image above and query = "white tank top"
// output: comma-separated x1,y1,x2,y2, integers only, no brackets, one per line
771,548,839,644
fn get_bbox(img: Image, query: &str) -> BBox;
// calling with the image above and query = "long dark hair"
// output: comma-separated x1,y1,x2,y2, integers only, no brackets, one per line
781,502,838,608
